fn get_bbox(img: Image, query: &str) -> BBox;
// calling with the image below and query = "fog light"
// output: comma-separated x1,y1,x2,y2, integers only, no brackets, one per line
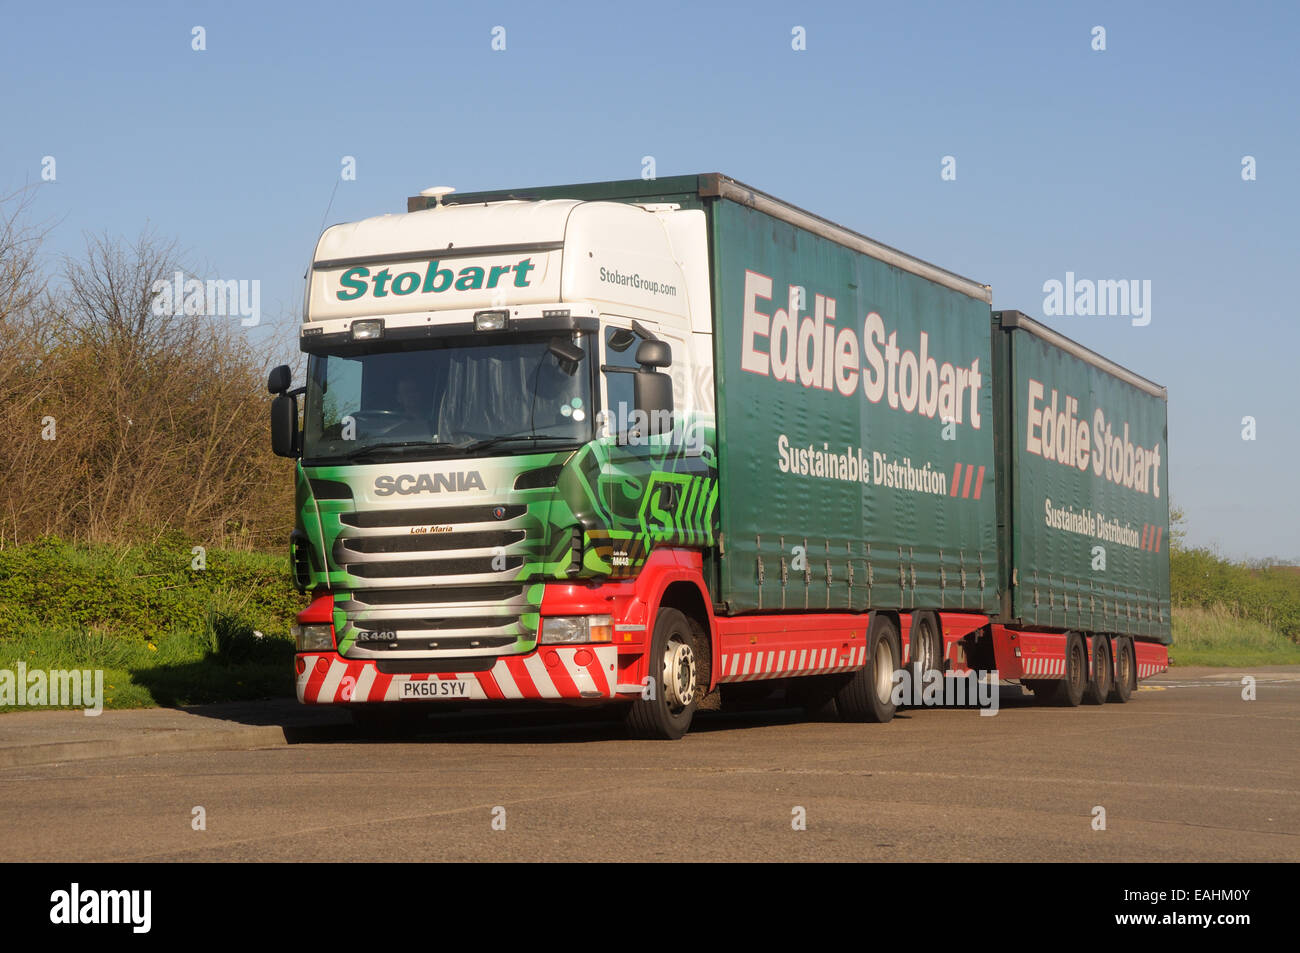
474,309,509,331
351,319,383,341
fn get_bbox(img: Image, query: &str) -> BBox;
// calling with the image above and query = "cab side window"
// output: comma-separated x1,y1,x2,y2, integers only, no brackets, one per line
603,325,639,430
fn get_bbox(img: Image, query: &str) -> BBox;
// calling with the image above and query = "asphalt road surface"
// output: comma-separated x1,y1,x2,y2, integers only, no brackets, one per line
2,668,1297,862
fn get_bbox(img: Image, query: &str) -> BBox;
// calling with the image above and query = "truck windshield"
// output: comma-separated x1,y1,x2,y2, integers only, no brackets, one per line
301,331,594,463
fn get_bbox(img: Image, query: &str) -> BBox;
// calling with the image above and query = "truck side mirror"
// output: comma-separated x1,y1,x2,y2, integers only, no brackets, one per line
268,364,292,395
634,370,673,435
632,340,672,435
271,393,299,457
634,340,671,369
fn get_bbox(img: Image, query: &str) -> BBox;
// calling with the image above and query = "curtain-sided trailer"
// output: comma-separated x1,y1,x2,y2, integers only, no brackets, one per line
274,173,1170,738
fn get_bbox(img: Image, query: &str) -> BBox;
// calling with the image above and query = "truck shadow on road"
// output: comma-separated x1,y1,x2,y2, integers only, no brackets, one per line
167,684,1041,746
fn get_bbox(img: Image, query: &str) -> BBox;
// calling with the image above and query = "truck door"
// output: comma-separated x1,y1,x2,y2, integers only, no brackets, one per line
592,318,715,577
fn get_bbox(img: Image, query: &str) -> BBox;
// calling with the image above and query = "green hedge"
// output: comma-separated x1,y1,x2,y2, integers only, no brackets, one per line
0,534,301,642
0,535,301,709
1170,547,1300,642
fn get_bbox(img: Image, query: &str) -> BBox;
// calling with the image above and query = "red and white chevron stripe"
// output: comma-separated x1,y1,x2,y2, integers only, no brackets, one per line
1134,641,1169,680
717,645,867,683
297,645,618,704
1020,655,1066,676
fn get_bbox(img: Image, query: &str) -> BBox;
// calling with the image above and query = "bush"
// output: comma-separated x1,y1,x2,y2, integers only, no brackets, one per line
0,221,296,550
1170,546,1300,642
0,536,300,645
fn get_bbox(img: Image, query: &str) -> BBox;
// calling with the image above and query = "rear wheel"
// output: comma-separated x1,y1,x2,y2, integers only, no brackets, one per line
834,615,900,723
1110,636,1136,703
1061,632,1087,707
906,612,943,703
1084,635,1112,705
625,608,704,740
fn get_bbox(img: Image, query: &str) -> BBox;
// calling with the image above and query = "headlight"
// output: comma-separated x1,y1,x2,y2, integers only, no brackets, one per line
540,615,613,644
292,623,335,652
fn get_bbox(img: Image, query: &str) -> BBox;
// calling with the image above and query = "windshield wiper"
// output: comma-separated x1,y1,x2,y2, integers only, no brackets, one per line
458,434,582,454
341,440,469,462
318,434,579,464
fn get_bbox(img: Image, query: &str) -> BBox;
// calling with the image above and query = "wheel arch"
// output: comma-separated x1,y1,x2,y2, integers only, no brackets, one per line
633,550,717,690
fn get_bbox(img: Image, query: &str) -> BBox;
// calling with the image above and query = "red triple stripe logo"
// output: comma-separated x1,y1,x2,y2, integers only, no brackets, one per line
1138,525,1164,552
949,463,985,499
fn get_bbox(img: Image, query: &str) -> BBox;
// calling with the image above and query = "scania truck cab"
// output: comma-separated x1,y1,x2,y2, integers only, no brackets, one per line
271,188,720,737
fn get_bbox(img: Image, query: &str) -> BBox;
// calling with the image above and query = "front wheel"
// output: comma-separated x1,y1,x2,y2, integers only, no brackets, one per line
625,608,704,740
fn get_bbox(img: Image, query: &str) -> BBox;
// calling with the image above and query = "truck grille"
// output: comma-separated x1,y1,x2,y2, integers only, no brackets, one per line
359,634,518,651
332,496,542,660
327,478,546,657
340,580,531,659
352,585,522,606
348,555,524,578
342,530,525,554
340,504,526,528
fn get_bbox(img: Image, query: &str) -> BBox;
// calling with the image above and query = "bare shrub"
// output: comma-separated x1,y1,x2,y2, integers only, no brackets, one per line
0,198,293,550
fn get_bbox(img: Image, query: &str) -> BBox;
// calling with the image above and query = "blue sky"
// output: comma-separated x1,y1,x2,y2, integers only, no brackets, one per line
3,0,1297,559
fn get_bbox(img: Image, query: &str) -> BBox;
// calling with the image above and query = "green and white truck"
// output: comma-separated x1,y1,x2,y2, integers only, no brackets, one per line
271,173,1170,738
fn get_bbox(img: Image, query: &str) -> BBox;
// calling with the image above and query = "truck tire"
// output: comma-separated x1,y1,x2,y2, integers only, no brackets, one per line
833,615,900,723
1109,636,1135,703
1061,632,1088,707
1084,635,1112,705
625,607,703,740
906,612,943,704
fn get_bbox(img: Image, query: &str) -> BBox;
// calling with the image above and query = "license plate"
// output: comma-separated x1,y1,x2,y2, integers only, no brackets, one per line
401,679,472,699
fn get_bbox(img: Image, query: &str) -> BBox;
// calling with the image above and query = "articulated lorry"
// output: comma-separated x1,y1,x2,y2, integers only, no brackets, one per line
270,173,1170,738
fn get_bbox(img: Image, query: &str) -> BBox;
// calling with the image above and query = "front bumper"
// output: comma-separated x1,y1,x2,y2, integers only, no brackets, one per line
296,645,619,704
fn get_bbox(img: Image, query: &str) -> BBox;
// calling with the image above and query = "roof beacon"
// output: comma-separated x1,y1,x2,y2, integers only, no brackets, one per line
418,186,455,209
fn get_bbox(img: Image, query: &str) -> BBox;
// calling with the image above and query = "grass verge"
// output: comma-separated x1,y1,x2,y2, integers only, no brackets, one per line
0,536,299,712
1170,604,1300,666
